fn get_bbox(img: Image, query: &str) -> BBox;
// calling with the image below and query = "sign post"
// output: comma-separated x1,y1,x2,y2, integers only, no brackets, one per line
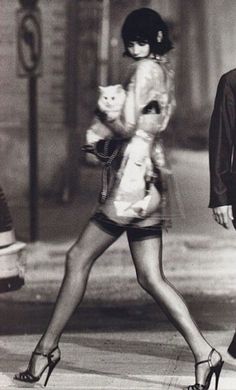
17,0,42,241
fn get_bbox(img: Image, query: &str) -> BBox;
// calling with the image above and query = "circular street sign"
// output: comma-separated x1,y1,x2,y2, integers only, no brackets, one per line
18,12,42,74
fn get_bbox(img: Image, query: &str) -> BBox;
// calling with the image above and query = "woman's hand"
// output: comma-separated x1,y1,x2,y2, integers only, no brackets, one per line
131,185,161,217
137,113,164,133
212,205,233,229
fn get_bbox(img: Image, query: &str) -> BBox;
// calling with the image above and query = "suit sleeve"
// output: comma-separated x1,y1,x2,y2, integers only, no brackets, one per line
209,75,235,208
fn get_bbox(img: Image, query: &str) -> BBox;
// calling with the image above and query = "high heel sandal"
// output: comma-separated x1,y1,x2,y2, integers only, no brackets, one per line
14,346,60,387
186,348,224,390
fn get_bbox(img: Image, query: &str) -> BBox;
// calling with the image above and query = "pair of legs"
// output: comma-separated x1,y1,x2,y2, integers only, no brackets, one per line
16,217,221,385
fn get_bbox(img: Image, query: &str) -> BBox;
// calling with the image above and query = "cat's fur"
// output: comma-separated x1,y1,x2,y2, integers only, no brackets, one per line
86,84,126,144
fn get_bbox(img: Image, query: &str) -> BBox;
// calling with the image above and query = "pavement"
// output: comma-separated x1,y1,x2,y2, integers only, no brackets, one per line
1,149,236,389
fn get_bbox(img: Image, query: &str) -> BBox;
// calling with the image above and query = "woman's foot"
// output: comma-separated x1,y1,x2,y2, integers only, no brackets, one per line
184,349,223,390
196,349,222,385
14,345,60,387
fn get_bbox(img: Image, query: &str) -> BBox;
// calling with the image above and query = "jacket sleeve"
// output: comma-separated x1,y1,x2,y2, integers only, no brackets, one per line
106,61,162,137
209,74,235,208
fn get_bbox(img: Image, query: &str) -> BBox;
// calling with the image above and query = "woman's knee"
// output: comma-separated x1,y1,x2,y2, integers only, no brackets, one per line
65,244,93,274
137,270,163,292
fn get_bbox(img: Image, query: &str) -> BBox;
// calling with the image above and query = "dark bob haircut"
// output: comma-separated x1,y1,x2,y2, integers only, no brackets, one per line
121,8,173,57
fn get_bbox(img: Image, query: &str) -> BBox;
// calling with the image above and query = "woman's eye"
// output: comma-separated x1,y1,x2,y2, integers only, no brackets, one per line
139,42,148,46
127,42,134,48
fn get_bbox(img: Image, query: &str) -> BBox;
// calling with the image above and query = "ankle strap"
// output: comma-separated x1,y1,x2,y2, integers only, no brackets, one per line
33,346,58,358
195,348,215,368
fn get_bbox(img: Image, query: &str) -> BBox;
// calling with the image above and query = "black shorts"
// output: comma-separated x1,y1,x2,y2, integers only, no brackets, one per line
91,212,162,241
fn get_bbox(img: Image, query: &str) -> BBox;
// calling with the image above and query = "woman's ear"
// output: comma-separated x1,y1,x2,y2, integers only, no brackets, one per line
157,30,163,43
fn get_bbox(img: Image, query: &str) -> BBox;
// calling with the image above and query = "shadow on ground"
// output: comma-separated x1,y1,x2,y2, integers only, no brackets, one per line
0,294,234,336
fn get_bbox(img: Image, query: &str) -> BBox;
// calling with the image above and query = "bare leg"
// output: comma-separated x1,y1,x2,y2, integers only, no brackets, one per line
127,234,221,385
21,221,120,376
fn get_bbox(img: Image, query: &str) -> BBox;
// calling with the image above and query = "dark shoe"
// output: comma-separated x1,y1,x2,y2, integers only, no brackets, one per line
185,348,224,390
228,333,236,358
14,346,60,387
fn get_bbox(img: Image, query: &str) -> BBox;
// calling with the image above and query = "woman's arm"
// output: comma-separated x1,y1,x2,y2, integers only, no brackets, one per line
129,60,165,122
130,59,174,133
101,60,170,137
101,60,164,137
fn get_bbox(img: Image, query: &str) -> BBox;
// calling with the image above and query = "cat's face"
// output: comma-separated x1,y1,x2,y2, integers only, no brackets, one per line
98,85,126,110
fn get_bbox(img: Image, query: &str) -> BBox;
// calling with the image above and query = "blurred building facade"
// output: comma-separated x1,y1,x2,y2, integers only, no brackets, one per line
0,0,236,199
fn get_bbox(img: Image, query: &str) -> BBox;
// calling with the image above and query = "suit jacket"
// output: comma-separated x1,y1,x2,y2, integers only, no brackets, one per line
209,69,236,208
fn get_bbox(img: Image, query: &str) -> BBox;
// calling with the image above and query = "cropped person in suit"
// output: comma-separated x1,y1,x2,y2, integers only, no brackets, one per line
209,68,236,358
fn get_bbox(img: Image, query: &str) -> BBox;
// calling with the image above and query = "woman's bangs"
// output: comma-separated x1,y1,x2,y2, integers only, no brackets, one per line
126,32,149,45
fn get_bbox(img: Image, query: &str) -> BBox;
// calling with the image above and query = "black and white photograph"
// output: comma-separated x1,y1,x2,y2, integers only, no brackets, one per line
0,0,236,389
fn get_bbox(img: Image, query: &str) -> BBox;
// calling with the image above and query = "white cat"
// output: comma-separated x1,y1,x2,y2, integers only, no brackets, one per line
86,84,126,144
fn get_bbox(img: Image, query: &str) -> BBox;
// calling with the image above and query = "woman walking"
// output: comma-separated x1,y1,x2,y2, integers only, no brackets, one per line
15,8,223,390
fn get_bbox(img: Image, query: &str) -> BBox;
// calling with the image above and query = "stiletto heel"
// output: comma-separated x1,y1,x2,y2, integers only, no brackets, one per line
43,358,59,387
185,348,224,390
214,361,224,390
14,346,60,387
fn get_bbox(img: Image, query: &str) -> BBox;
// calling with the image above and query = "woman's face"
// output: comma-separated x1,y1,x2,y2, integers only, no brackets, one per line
127,41,150,60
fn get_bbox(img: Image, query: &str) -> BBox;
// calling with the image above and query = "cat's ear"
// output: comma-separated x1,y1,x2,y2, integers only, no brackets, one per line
116,84,123,91
98,86,105,93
